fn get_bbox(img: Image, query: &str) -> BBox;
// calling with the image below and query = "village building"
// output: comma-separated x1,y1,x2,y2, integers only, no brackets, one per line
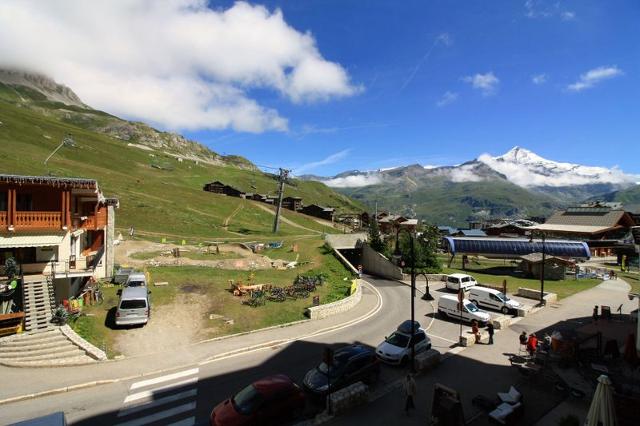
282,196,303,211
451,229,487,237
202,181,246,198
301,204,335,221
531,206,636,257
485,223,529,238
518,253,575,281
0,174,118,332
437,226,458,236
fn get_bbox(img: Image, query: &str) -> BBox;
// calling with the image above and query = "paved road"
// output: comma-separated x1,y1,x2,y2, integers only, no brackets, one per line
2,276,517,425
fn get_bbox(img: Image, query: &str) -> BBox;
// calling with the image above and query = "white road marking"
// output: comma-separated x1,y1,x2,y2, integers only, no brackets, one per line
130,368,199,390
199,280,384,366
118,389,197,417
123,377,198,404
429,333,458,344
115,401,196,426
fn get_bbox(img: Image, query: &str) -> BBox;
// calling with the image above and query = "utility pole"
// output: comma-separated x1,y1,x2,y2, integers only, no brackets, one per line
272,168,289,233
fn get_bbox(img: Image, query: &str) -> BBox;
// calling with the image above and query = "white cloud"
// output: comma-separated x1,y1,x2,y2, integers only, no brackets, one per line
294,149,350,175
532,73,548,85
443,165,486,183
436,91,458,107
463,72,499,96
567,66,623,92
0,0,361,133
525,0,576,21
436,33,454,47
324,174,382,188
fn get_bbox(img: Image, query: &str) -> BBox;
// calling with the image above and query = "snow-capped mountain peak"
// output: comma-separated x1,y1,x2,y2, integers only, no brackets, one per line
478,146,636,188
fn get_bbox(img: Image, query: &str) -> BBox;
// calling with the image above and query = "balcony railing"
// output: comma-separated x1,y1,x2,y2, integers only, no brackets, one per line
0,212,7,227
14,212,62,229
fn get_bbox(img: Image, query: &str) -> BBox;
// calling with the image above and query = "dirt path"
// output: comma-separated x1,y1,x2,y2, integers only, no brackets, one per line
223,202,244,227
252,202,321,234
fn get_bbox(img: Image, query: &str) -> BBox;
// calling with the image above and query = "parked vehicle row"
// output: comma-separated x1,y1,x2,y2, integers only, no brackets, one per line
444,274,522,315
114,268,151,327
210,321,432,425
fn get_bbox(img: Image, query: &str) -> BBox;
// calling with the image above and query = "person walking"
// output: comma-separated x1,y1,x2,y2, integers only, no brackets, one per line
487,322,495,344
592,305,599,324
526,333,538,357
403,374,417,415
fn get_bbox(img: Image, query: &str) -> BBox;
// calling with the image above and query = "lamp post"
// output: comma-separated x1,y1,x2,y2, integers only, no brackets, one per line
396,228,417,372
529,232,546,306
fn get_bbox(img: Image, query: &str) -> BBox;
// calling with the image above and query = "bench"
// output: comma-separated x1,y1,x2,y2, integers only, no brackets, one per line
0,312,25,337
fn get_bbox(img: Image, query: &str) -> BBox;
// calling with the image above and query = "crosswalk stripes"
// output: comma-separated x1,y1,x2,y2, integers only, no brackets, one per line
115,368,200,426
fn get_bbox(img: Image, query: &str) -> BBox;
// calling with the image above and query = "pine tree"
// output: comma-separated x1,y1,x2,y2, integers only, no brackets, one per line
368,219,386,253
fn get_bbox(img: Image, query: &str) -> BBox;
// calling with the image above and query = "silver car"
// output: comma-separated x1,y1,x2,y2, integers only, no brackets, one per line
115,286,150,326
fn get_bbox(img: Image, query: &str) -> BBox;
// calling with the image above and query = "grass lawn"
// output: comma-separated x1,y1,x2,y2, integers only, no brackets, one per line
438,255,601,300
617,270,640,294
71,237,355,356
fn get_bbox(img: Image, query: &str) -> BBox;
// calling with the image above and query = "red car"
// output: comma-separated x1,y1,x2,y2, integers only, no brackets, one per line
210,374,306,426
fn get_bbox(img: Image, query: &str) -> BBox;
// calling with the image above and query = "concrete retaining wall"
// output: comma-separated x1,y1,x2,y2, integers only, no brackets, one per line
330,245,360,275
60,325,107,361
327,381,369,415
324,233,368,250
305,280,362,320
362,244,403,281
517,287,558,304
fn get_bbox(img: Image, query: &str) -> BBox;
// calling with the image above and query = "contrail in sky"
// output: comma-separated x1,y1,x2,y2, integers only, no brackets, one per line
400,33,452,91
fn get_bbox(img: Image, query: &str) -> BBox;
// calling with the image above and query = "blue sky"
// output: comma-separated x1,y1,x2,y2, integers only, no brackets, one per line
2,0,637,176
188,0,639,176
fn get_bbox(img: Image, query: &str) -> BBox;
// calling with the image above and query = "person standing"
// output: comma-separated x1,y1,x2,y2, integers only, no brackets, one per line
471,320,480,343
404,374,417,415
487,322,495,344
526,333,538,357
592,305,599,324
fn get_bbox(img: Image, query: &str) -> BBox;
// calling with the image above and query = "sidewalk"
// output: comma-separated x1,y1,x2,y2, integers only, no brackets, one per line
0,280,382,404
329,279,634,426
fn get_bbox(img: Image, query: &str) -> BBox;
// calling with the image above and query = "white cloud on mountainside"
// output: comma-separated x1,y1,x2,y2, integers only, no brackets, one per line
324,174,382,188
0,0,361,132
567,66,623,92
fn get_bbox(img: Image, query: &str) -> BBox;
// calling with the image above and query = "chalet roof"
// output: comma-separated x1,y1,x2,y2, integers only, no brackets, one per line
531,224,615,234
437,226,458,234
0,174,97,189
520,253,575,265
454,229,487,237
304,204,335,212
399,219,418,226
544,208,628,228
283,196,302,200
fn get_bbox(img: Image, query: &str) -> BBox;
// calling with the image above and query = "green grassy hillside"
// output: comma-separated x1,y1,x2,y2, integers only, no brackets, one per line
0,86,361,240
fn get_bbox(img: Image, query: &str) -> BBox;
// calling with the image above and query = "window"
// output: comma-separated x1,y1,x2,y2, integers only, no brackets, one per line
0,191,6,211
386,332,410,348
16,193,33,211
411,333,426,345
232,385,264,415
120,299,147,309
347,355,370,374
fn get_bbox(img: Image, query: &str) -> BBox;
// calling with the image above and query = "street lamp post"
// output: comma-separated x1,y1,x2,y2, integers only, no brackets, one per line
396,228,417,372
529,232,546,306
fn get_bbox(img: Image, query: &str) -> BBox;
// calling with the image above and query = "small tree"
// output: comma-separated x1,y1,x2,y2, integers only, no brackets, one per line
368,219,386,253
398,225,441,273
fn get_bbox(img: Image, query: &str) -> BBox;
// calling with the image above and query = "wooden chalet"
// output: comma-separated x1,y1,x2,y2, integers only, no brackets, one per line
282,196,303,211
301,204,335,221
203,181,246,198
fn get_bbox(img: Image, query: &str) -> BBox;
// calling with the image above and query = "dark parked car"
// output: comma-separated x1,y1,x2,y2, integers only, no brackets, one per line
302,344,380,395
209,374,305,426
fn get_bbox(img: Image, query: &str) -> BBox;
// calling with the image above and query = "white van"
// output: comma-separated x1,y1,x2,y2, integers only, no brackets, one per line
115,286,150,326
445,273,478,292
125,272,147,287
468,287,522,314
437,294,491,324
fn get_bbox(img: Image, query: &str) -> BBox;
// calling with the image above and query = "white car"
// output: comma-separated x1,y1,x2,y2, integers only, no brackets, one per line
376,320,431,365
468,287,522,314
445,273,478,292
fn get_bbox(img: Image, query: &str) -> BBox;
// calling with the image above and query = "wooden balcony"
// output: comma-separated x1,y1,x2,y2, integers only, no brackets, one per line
0,212,6,227
14,212,63,230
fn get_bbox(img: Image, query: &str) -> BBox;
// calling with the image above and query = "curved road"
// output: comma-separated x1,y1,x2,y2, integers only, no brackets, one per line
2,275,464,425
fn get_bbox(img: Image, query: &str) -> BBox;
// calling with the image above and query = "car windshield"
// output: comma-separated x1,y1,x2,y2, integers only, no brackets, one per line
386,332,410,348
318,360,346,378
232,384,264,415
127,280,145,287
465,302,479,312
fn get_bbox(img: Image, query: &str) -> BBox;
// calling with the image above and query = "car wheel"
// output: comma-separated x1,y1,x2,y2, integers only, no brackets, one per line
501,306,509,315
401,355,408,365
426,343,432,351
367,371,379,385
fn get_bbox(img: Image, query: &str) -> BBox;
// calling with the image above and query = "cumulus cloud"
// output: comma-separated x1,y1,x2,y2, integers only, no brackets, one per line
442,165,486,183
436,91,458,107
0,0,361,132
532,73,548,85
323,174,382,188
463,72,499,96
567,66,623,92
